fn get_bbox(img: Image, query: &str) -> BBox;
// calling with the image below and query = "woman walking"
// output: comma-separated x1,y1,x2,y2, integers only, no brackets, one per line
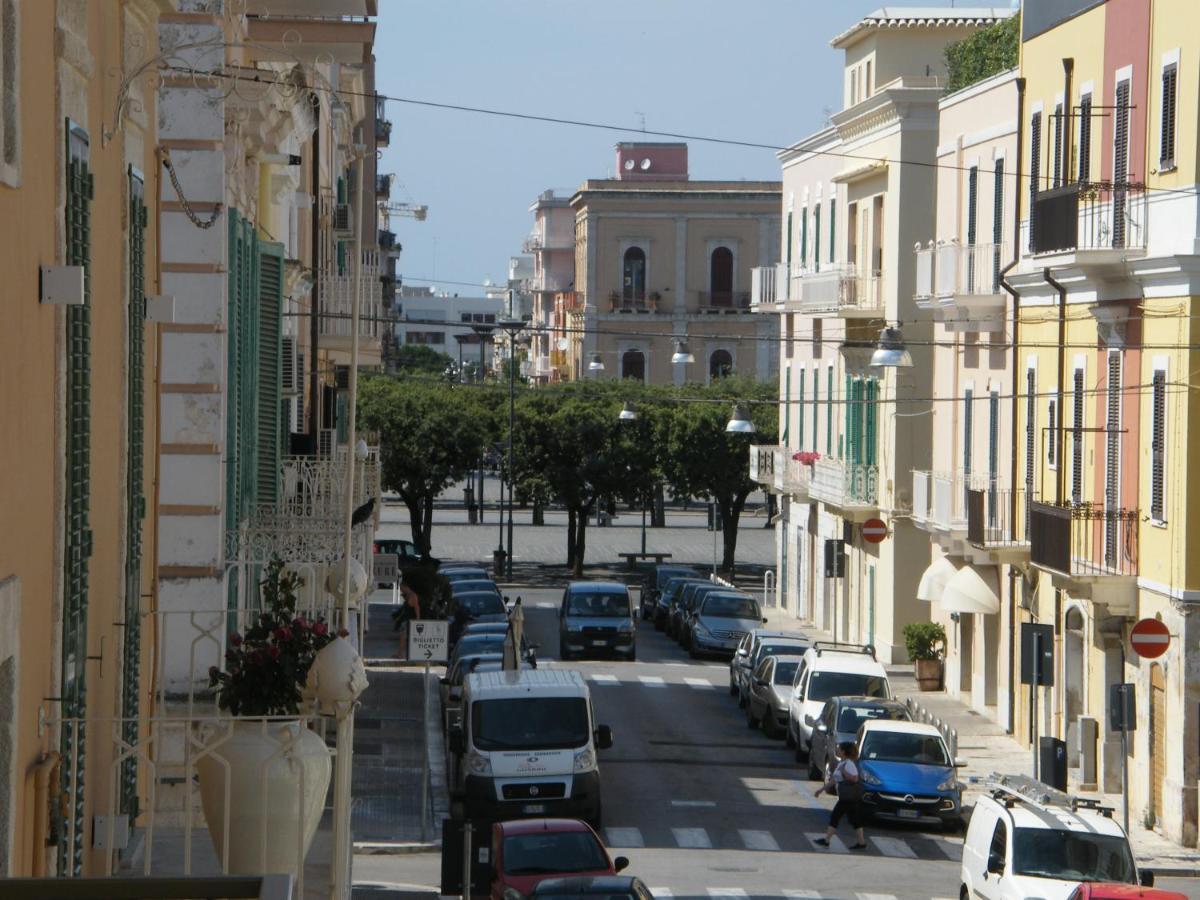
813,741,867,850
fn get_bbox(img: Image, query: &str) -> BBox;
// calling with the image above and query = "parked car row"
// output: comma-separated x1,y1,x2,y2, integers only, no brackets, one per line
646,571,768,660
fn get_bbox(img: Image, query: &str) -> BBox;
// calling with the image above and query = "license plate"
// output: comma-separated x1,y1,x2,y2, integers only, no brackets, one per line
523,803,546,814
897,809,920,819
591,640,608,647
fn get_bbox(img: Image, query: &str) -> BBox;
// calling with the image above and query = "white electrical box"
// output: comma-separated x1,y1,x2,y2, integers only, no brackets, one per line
40,265,85,306
92,814,130,850
145,294,176,323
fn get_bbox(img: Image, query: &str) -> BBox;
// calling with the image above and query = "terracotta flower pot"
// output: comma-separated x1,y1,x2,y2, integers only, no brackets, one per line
914,658,943,692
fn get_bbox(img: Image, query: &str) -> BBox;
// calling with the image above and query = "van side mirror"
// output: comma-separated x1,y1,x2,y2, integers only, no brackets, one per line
448,727,465,755
614,856,629,873
953,757,967,768
595,724,613,750
1140,870,1155,887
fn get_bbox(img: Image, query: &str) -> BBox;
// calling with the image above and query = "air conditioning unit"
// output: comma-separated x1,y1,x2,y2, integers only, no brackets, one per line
332,203,352,236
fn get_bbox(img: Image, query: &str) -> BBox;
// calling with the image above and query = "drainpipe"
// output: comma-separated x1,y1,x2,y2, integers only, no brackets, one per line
1062,59,1075,184
997,76,1025,735
1044,267,1069,506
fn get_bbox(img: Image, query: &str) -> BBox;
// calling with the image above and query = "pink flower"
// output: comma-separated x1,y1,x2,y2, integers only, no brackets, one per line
229,632,243,647
337,628,350,638
292,617,309,631
312,622,328,637
274,626,293,642
267,645,281,660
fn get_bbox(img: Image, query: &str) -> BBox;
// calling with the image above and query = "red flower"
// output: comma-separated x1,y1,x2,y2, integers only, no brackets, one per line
268,645,281,660
274,626,293,642
230,632,243,647
312,622,328,637
292,617,309,631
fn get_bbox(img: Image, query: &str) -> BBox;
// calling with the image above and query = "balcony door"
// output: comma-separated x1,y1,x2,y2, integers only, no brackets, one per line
710,246,733,306
622,247,646,302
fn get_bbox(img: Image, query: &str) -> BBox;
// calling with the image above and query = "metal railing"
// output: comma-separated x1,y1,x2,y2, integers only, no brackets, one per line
751,263,787,308
280,449,380,521
697,291,752,312
914,243,934,301
1029,181,1147,255
0,875,294,899
318,251,383,340
809,457,878,508
966,486,1028,550
376,117,392,146
798,267,882,315
608,295,656,313
904,698,959,760
1029,500,1138,577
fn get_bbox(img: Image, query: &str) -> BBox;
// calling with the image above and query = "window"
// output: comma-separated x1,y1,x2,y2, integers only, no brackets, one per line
963,388,974,476
785,212,793,269
1151,367,1167,522
710,246,734,305
865,60,872,96
1024,367,1036,531
811,367,819,452
992,159,1004,289
0,0,18,187
783,365,791,444
826,365,834,456
1104,351,1122,566
621,349,645,382
1160,62,1178,169
622,246,646,301
989,820,1008,872
813,204,822,273
1078,94,1092,182
797,369,806,447
1072,367,1084,503
828,197,836,264
988,391,1000,520
1029,112,1042,238
800,207,808,268
967,166,979,288
1052,103,1064,187
785,314,794,359
709,349,733,380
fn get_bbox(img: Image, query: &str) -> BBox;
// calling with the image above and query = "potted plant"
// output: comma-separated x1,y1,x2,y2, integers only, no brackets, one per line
198,559,341,875
903,621,947,691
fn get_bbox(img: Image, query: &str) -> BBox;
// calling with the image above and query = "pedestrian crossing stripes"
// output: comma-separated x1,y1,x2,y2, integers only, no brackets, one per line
870,835,918,858
806,832,849,853
671,826,712,848
605,827,644,848
684,677,715,689
648,890,672,899
782,892,822,899
737,829,779,851
707,889,749,900
638,675,667,688
588,673,619,684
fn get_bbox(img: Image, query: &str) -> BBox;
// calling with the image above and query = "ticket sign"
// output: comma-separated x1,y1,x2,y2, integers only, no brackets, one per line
409,619,449,663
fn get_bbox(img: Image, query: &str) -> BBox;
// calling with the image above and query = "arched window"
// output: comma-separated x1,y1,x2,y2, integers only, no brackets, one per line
622,247,646,302
621,350,645,382
1064,607,1085,728
710,246,733,306
709,349,733,380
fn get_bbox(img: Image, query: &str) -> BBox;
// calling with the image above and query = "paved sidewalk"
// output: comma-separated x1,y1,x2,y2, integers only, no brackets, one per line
751,601,1200,875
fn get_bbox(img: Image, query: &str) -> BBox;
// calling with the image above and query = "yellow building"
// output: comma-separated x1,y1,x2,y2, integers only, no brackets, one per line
0,0,168,876
1011,0,1200,846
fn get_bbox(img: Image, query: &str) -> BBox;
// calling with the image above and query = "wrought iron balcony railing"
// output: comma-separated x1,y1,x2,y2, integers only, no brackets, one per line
1029,181,1147,256
1029,500,1138,578
809,457,878,510
697,291,752,312
966,485,1029,552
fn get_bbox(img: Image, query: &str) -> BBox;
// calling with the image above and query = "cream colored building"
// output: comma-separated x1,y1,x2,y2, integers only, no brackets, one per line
751,8,1014,664
525,190,576,383
571,143,780,384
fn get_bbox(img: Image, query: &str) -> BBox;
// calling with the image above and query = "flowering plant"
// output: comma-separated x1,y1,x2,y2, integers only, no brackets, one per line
208,558,345,717
793,450,821,465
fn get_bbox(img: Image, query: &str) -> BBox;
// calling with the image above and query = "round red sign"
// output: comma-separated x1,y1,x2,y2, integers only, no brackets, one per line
1130,617,1171,660
862,518,889,544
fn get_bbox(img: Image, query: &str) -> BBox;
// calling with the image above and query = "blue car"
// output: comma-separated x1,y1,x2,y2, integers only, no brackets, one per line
856,720,964,829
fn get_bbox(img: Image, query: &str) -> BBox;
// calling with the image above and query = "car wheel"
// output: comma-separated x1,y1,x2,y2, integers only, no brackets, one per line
559,643,571,661
785,724,795,748
627,646,637,662
793,738,808,763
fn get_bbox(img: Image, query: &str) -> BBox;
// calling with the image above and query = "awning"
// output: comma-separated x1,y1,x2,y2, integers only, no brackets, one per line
916,556,958,602
939,564,1001,615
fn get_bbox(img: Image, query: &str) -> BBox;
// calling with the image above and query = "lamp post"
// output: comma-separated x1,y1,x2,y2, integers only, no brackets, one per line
498,316,525,580
616,402,648,554
471,323,495,537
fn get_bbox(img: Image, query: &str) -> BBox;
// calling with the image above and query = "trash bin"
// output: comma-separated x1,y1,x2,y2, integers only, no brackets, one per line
1039,736,1068,791
493,549,507,577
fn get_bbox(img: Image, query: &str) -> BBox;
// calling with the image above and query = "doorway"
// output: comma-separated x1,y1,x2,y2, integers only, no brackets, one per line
1150,663,1166,823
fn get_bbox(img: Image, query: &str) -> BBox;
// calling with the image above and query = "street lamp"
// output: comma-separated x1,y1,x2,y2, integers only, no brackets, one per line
671,339,695,365
588,352,605,372
869,324,914,368
618,401,638,421
498,316,525,581
725,402,757,434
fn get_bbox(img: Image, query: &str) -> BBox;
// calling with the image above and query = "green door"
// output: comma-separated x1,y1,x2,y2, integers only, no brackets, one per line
61,119,93,877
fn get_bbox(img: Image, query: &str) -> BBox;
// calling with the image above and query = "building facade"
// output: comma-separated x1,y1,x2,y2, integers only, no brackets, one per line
397,285,503,378
525,190,577,383
572,143,781,385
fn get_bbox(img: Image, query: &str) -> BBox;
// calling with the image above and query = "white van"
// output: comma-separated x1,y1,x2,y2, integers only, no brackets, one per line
450,668,612,828
786,641,890,762
961,774,1151,900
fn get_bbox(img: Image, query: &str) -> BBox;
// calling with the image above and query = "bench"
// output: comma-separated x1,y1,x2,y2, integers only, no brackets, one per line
618,552,674,570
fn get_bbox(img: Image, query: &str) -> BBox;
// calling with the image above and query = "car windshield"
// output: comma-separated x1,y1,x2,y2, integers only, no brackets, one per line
702,596,760,619
473,697,590,751
657,569,693,589
774,661,800,685
1012,828,1137,884
807,671,889,702
445,570,487,582
568,592,630,617
453,581,498,595
860,731,950,766
457,594,505,615
502,832,609,876
664,580,699,603
450,653,502,684
455,636,504,658
759,642,807,662
837,704,908,733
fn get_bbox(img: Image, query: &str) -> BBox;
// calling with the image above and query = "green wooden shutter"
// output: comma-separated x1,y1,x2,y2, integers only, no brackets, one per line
829,198,836,264
865,379,878,467
256,241,284,504
121,166,147,822
797,369,806,447
826,366,833,456
800,209,808,267
783,365,791,446
811,368,819,452
61,119,93,877
814,206,822,273
963,388,974,476
785,212,793,269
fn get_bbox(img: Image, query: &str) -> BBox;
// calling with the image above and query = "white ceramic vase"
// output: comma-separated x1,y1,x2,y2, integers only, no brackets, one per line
197,719,332,875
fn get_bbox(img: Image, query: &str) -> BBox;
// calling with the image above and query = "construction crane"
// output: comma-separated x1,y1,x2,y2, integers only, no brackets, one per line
380,201,428,223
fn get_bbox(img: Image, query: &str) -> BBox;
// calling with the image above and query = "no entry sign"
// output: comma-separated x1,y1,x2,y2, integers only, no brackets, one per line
862,518,889,544
1130,618,1170,660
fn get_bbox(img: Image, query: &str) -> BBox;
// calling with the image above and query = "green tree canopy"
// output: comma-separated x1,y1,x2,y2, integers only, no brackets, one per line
944,15,1019,94
390,343,456,376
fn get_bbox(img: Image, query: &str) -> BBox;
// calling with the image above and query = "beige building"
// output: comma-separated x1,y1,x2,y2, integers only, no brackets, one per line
525,190,576,383
751,8,1013,664
570,143,780,384
910,69,1021,725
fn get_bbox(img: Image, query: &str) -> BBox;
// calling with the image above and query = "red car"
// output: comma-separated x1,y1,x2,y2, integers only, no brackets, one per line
490,818,629,900
1069,885,1185,900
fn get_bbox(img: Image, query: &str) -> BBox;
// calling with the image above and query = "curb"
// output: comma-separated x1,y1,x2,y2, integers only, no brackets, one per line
352,841,440,855
1146,865,1200,878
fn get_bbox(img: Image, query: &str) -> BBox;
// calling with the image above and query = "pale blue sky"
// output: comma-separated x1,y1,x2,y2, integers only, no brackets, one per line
374,0,968,290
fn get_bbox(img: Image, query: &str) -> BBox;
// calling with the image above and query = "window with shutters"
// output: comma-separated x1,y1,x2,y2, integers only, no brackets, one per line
1072,367,1084,504
864,379,877,467
963,388,974,476
811,366,819,452
1113,80,1131,248
1150,367,1167,523
992,159,1004,289
1160,63,1177,170
785,212,793,269
226,209,262,534
1078,94,1092,182
848,377,863,465
829,197,836,264
797,369,806,447
783,366,791,445
800,207,808,269
61,119,92,878
257,241,285,505
1047,397,1058,468
813,205,822,273
967,167,978,289
1104,352,1122,567
121,166,147,822
1052,103,1064,188
0,0,19,187
1029,113,1042,241
988,391,1000,525
1024,367,1036,533
826,364,833,456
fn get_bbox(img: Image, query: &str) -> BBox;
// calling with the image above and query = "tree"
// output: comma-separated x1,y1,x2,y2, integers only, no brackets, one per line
391,343,456,375
357,376,490,555
657,378,777,572
944,15,1019,94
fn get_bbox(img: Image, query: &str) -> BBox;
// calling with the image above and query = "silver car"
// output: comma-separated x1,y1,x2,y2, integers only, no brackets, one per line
730,630,810,706
745,655,804,739
688,593,766,658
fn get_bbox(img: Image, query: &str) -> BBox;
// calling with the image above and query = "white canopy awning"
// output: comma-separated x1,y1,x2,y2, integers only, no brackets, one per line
917,556,958,602
940,564,1001,615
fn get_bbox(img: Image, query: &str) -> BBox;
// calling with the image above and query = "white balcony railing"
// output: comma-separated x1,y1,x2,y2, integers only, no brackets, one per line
782,454,812,497
751,263,787,309
809,457,879,509
319,251,382,340
798,266,882,316
750,444,783,486
936,242,1002,298
914,243,934,301
912,469,992,533
280,449,380,521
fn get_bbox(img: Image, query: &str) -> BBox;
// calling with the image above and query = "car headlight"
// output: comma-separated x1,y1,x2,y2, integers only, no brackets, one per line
937,778,962,792
503,888,525,900
618,621,634,633
859,768,882,786
573,747,596,772
694,621,712,638
466,751,492,776
567,623,583,632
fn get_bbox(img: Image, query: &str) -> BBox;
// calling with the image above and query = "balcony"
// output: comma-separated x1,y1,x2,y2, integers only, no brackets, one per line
318,251,383,352
809,457,878,516
782,453,813,499
1027,181,1147,265
798,267,883,317
911,470,994,554
376,173,391,200
750,444,781,488
376,116,392,147
751,263,787,310
966,486,1029,561
522,231,573,253
607,294,658,313
378,228,396,251
697,291,752,313
914,241,1006,330
1029,500,1139,613
534,272,572,293
281,448,380,521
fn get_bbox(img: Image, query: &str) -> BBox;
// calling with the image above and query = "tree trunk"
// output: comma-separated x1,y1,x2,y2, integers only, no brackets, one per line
403,493,427,552
532,500,544,526
652,482,665,528
421,496,434,556
566,508,577,569
573,509,589,579
765,493,776,527
719,492,750,573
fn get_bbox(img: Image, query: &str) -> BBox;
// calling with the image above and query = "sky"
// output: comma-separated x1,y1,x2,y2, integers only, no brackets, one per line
373,0,983,291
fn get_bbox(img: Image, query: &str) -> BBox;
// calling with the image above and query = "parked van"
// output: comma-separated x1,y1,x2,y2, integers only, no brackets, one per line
786,641,890,761
961,774,1151,900
450,669,612,828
